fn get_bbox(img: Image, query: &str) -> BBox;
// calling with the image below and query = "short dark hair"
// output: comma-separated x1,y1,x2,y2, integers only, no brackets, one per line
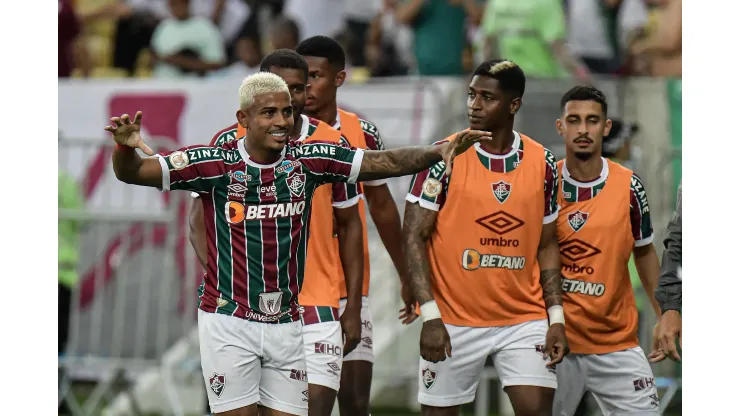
472,59,526,97
560,85,608,116
259,49,309,80
295,35,346,71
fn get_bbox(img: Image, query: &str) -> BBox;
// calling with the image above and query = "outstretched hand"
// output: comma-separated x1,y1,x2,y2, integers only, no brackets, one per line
104,111,154,156
442,130,492,175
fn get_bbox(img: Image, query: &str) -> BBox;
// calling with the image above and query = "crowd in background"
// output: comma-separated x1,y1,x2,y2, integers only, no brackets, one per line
59,0,681,81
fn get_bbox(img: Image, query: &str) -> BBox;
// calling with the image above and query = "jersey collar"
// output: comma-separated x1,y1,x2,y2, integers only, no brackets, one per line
237,137,286,169
473,131,521,159
562,157,609,187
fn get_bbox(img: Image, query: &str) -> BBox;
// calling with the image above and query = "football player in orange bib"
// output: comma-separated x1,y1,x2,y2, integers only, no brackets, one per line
296,36,413,416
552,86,664,416
404,59,568,416
189,50,366,415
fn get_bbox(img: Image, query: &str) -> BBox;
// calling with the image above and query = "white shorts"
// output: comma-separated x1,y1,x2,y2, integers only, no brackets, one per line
418,319,557,407
338,296,374,363
301,321,344,391
198,310,308,415
553,347,660,416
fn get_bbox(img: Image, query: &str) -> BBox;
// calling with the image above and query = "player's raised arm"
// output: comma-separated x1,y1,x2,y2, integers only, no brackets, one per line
357,130,492,181
107,112,162,187
107,111,230,193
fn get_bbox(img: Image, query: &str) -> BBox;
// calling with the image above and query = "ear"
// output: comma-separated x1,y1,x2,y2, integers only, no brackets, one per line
237,109,248,128
555,119,564,137
510,97,522,115
603,119,613,137
335,70,347,88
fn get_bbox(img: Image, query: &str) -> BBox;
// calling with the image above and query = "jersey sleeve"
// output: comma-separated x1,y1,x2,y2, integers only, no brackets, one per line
630,173,654,247
156,145,230,193
359,119,388,187
331,135,363,208
543,148,560,224
405,160,450,211
292,140,364,185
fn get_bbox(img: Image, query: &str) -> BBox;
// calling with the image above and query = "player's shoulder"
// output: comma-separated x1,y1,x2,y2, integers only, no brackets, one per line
210,123,240,146
288,138,348,157
305,116,343,142
358,117,381,136
543,147,557,169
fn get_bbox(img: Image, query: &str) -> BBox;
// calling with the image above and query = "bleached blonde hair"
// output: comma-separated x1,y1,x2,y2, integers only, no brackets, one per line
239,72,290,110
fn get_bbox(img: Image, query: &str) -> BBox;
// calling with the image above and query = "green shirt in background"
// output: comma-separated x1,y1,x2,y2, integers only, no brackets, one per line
480,0,568,78
59,171,84,288
409,0,469,76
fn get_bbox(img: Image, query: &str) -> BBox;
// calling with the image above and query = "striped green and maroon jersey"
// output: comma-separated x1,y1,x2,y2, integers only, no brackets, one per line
208,115,362,207
560,157,654,246
158,138,364,323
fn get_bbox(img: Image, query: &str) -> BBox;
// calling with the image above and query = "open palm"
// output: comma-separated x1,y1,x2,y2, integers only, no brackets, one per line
104,111,154,155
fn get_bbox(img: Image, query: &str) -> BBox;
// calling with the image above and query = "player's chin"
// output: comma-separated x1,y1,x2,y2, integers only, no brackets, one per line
468,117,488,131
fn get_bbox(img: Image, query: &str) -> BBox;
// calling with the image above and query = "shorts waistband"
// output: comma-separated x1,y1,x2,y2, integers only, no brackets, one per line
301,305,340,325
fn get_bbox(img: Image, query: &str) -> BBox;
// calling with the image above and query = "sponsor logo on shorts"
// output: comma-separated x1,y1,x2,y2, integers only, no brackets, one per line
567,210,589,232
302,389,309,402
562,278,606,297
327,362,341,376
649,393,660,407
421,368,437,390
290,369,308,382
559,239,602,262
633,377,656,391
492,180,512,204
461,249,526,271
208,373,225,397
315,342,341,356
361,336,373,349
362,320,373,331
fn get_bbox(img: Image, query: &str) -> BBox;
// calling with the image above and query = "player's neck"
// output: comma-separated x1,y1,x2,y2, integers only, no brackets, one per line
479,127,515,154
310,101,338,127
565,155,603,183
244,138,283,165
290,113,304,139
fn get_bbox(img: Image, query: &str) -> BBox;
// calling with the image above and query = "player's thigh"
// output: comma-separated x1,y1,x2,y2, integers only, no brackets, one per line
552,355,588,416
491,319,558,390
418,325,492,408
339,296,374,363
302,321,343,392
198,310,261,414
586,347,660,416
260,321,309,416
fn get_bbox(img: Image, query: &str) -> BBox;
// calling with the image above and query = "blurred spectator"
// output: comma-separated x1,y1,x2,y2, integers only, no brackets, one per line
396,0,483,76
59,0,91,78
284,0,345,41
343,0,383,67
366,0,414,76
269,16,301,51
630,0,681,77
151,0,226,78
480,0,590,81
566,0,648,76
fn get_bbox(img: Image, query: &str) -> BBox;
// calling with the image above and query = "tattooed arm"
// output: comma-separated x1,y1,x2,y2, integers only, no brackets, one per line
538,221,563,309
358,145,447,182
403,201,439,306
357,130,492,181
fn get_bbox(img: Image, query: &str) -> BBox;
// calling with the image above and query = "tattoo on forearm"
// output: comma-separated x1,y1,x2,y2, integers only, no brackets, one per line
540,268,563,308
403,203,438,305
358,146,443,181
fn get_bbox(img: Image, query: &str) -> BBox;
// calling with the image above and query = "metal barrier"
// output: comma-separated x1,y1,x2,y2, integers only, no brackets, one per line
58,136,201,415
